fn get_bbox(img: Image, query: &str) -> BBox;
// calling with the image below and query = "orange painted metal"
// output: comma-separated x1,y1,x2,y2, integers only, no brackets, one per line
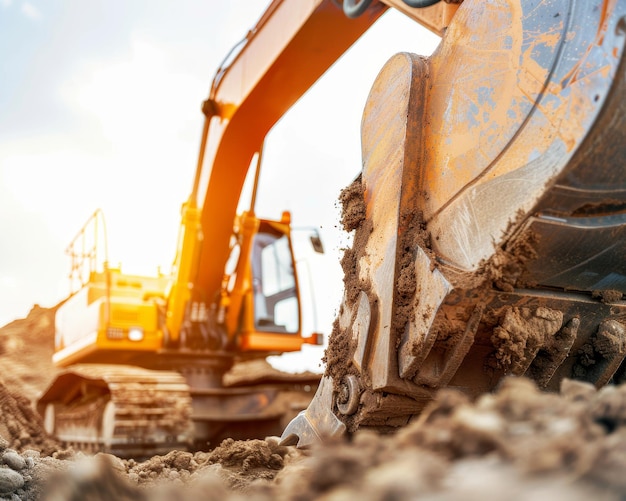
194,0,387,303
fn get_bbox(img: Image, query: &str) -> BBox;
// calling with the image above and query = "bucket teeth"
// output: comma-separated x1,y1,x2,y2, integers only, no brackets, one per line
574,320,626,388
280,377,345,448
526,317,579,389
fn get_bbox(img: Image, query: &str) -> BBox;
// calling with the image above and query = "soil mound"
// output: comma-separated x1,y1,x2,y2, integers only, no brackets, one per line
36,377,626,501
0,305,60,402
0,306,63,456
3,308,626,500
0,381,60,456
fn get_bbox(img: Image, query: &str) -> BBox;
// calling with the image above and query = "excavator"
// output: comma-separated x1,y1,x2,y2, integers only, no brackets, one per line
38,156,325,455
39,0,626,454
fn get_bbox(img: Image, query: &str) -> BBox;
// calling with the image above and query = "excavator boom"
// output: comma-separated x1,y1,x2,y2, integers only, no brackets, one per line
192,0,460,301
193,0,386,300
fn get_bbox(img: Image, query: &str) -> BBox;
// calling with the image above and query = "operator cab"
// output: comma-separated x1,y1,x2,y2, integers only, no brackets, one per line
251,223,299,334
220,210,321,353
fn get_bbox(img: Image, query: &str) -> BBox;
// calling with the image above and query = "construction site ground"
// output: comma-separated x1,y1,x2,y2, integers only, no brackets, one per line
1,306,626,500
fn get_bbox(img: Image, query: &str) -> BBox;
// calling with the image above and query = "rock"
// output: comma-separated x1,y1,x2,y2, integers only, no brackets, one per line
0,467,24,494
2,451,26,471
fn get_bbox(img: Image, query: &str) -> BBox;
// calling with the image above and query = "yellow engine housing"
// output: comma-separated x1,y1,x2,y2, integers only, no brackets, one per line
54,268,169,367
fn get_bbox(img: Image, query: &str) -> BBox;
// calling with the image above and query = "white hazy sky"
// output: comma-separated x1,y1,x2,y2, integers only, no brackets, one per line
0,1,439,371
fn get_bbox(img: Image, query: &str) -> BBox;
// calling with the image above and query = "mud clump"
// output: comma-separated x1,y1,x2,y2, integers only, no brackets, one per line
573,319,626,381
488,230,539,292
199,437,293,491
338,177,366,232
592,289,624,304
42,454,139,501
490,306,564,374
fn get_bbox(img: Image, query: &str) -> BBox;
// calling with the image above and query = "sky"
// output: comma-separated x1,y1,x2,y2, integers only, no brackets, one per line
0,0,439,371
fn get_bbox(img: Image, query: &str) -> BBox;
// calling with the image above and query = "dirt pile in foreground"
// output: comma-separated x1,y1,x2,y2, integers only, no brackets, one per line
0,382,61,457
23,377,626,501
2,308,626,499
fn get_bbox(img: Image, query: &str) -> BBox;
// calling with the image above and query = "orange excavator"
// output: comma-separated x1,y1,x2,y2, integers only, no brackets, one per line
39,0,626,454
38,139,326,454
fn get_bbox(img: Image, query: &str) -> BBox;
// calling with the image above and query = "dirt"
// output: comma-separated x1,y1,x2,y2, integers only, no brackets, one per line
11,377,626,500
323,177,372,386
392,206,431,340
490,306,564,374
0,383,60,458
338,176,366,232
592,290,624,304
1,307,626,499
487,227,540,292
573,320,626,381
0,305,61,403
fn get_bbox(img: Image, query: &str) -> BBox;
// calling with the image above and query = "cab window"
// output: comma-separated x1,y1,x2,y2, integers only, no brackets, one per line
251,231,299,333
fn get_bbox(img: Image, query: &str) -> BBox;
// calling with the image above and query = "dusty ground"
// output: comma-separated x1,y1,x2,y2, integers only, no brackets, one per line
1,306,626,500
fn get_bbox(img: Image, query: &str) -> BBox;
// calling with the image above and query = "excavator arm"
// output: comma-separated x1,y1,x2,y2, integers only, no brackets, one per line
192,0,387,303
189,0,460,304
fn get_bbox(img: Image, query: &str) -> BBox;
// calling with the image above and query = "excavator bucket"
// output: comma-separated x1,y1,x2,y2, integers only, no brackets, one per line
283,0,626,446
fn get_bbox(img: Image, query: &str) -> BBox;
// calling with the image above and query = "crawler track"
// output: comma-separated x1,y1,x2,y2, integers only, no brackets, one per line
38,365,193,457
